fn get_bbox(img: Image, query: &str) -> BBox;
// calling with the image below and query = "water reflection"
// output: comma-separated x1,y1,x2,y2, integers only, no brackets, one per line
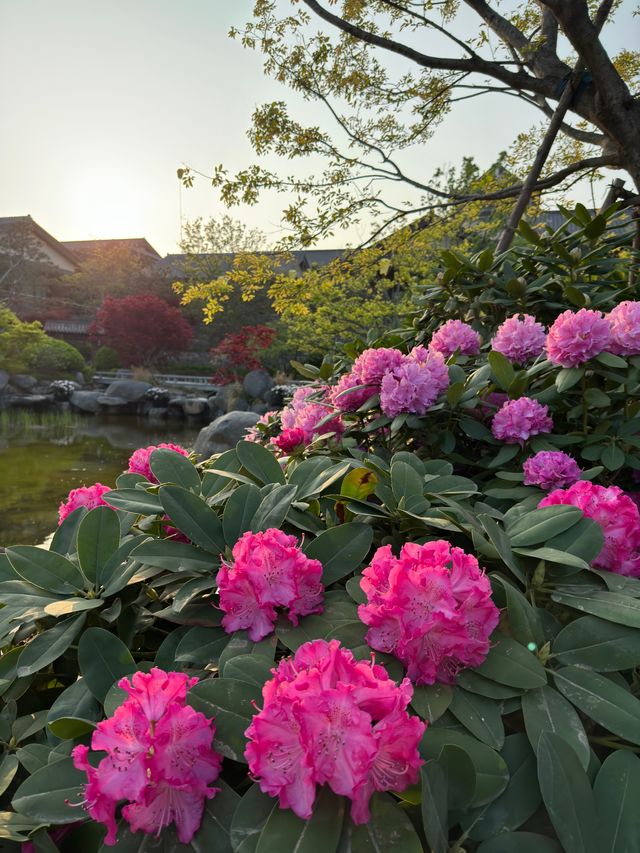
0,411,201,547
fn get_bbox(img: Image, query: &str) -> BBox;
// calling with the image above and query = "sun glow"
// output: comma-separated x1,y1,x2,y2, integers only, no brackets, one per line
67,170,146,239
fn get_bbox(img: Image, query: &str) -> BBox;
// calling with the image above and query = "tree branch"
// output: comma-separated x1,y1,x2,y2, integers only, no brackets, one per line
533,96,605,144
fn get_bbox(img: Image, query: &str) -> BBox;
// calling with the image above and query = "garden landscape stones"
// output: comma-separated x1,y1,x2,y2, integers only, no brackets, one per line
69,390,102,413
9,374,38,392
182,397,208,416
194,410,259,457
97,379,152,407
243,368,274,400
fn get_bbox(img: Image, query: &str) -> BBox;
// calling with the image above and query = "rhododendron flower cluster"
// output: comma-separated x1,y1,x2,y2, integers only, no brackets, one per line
491,314,546,363
58,483,112,524
429,319,481,358
245,410,278,443
279,386,343,445
539,481,640,577
245,639,425,823
523,451,582,490
330,348,405,412
491,397,553,444
128,443,189,483
546,308,611,367
379,347,449,417
358,541,499,685
607,300,640,356
217,529,324,640
274,427,306,453
72,668,222,846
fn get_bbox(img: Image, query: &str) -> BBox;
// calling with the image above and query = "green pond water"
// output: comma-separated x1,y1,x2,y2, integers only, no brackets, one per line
0,411,201,547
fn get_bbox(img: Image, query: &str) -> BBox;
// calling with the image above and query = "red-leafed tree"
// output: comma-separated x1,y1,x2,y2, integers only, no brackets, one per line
89,294,193,367
210,324,277,384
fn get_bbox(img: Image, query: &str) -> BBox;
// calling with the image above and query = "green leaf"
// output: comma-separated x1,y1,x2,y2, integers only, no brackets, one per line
101,488,163,515
478,833,562,853
461,734,541,842
420,729,508,807
76,506,121,587
46,677,102,740
175,626,229,666
550,589,640,628
521,685,590,769
493,576,544,647
601,445,625,470
130,538,215,573
390,460,423,502
254,787,344,853
595,351,627,369
555,368,584,393
474,635,547,688
343,792,423,852
553,615,640,671
250,484,298,532
188,677,262,762
488,351,515,391
536,732,598,853
191,779,239,853
478,515,525,583
49,506,87,557
544,516,604,564
98,533,150,593
16,615,86,678
223,654,274,687
236,440,286,485
223,483,262,546
43,598,104,617
77,627,136,702
450,689,504,749
12,757,85,823
438,744,476,810
420,761,448,853
6,546,87,595
554,666,640,744
594,750,640,852
0,754,19,797
304,523,373,586
149,448,201,491
291,459,351,499
230,783,279,853
410,683,453,723
507,506,583,547
160,485,225,553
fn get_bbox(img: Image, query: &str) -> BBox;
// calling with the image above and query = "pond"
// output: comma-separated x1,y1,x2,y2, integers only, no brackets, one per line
0,410,202,547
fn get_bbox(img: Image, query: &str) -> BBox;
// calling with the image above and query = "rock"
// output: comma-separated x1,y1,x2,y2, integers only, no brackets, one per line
10,374,38,392
101,380,152,403
243,369,274,400
194,411,259,459
232,398,250,412
0,370,9,391
10,394,51,409
207,394,225,420
265,383,299,408
74,372,85,385
70,390,102,413
146,406,168,419
168,396,188,415
251,402,270,415
183,397,208,417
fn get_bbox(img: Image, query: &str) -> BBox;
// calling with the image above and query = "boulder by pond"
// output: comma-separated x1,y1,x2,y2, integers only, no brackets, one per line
194,410,259,459
243,368,274,400
10,374,38,392
70,390,102,413
97,379,152,407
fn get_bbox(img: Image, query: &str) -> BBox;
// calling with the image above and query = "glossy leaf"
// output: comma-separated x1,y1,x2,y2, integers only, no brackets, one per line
450,689,504,749
49,506,87,557
474,635,547,689
101,488,163,515
12,758,85,823
420,761,448,853
16,615,86,678
411,683,454,723
304,523,373,586
550,589,640,628
254,787,344,853
594,750,640,852
236,440,286,485
149,448,201,491
160,485,225,553
188,677,262,762
6,546,86,595
222,483,262,546
250,484,298,532
76,506,121,586
553,615,640,671
77,627,136,702
521,685,590,769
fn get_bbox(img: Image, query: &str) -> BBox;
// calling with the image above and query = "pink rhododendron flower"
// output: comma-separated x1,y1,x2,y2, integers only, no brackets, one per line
274,427,306,453
245,410,278,443
280,386,322,429
491,314,546,363
245,639,424,824
217,529,324,641
546,308,611,367
329,371,373,412
58,483,112,524
71,667,222,846
429,320,481,358
380,350,449,417
491,397,553,444
523,451,582,490
280,385,343,445
539,481,640,577
358,541,499,685
352,347,406,387
607,300,640,356
128,443,189,483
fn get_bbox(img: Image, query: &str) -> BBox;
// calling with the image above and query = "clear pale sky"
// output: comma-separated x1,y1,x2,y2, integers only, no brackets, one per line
1,1,637,255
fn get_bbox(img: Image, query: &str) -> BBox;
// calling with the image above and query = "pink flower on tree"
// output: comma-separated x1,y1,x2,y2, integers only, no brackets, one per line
358,541,499,685
491,314,546,363
58,483,113,524
546,309,611,367
380,350,449,417
128,443,189,483
217,529,324,641
523,451,582,490
429,320,481,359
539,481,640,577
491,397,553,444
71,667,222,847
607,301,640,356
245,639,424,824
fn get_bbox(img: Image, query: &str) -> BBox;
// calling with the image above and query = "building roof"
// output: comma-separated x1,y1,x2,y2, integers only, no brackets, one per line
0,215,80,268
62,237,162,260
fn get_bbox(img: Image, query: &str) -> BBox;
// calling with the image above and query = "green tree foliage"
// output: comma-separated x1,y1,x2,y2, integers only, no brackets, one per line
0,306,85,377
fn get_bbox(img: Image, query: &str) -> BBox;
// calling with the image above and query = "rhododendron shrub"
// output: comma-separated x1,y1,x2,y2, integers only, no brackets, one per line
429,319,481,358
491,314,546,364
58,483,113,523
358,542,499,684
245,640,425,823
545,308,611,367
523,451,581,490
127,443,190,482
491,397,553,445
72,668,222,845
218,529,324,640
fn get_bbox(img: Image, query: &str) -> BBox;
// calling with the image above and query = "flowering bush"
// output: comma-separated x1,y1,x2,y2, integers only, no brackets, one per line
523,450,582,490
127,442,190,482
58,482,113,523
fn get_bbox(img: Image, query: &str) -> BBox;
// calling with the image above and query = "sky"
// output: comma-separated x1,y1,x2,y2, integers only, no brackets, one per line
1,0,637,256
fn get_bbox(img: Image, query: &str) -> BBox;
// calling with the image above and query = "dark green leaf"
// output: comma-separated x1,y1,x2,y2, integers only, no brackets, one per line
230,783,279,853
77,627,136,702
223,654,274,687
223,483,262,546
537,732,598,853
594,750,640,852
521,685,590,769
16,615,86,678
130,538,215,573
553,615,640,671
507,506,583,547
420,761,447,853
6,546,87,595
450,689,504,749
304,523,373,586
343,793,423,852
76,507,121,587
0,754,19,797
149,448,201,491
390,460,423,502
250,484,298,532
12,757,85,823
101,488,162,515
477,833,562,853
174,626,229,666
49,506,87,557
474,635,547,688
236,440,286,485
160,485,225,553
550,589,640,628
555,368,584,393
255,787,344,853
488,351,515,391
188,678,262,762
411,683,453,723
47,677,101,739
